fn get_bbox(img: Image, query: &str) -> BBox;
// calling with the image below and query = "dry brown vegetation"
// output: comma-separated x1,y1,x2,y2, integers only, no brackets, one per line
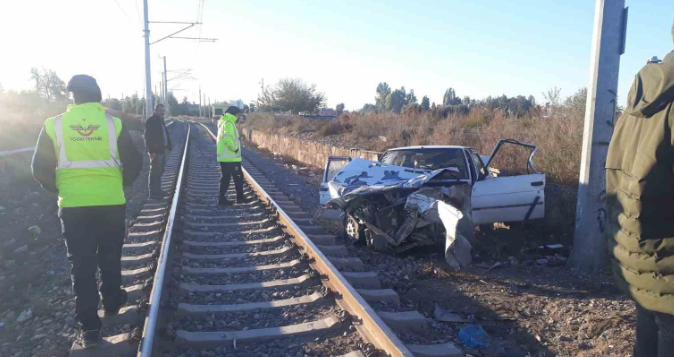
244,106,585,185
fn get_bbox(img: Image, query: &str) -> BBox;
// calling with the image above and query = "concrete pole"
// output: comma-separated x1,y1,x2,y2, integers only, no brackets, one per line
568,0,628,272
163,56,169,115
143,0,153,119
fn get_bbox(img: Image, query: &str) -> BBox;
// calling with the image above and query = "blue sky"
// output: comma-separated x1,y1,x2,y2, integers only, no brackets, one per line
0,0,671,110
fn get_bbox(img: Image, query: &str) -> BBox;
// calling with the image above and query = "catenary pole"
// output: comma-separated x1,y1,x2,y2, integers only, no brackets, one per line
569,0,628,272
143,0,153,118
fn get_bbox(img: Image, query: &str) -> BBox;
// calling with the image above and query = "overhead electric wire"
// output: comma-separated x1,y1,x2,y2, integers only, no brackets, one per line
111,0,133,24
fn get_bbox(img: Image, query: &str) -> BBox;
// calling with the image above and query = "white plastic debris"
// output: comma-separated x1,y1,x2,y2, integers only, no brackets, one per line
16,309,32,323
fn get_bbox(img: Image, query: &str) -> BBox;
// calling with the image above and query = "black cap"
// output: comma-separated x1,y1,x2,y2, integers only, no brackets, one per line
67,75,100,93
67,75,102,103
225,106,242,115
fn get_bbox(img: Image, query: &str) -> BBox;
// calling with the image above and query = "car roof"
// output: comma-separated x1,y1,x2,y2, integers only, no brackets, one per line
386,145,469,151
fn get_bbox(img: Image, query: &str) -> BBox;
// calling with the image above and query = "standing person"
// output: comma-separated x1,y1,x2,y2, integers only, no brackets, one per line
605,25,674,357
31,75,143,348
217,105,247,205
144,103,172,199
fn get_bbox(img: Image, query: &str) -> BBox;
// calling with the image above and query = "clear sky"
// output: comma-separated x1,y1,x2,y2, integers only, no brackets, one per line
0,0,671,111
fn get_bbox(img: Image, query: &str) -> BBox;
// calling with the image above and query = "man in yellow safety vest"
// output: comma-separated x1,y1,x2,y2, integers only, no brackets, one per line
217,105,247,205
31,75,142,348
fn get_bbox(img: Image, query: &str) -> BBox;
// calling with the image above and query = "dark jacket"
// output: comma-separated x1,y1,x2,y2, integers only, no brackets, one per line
606,51,674,315
144,115,172,154
31,112,143,193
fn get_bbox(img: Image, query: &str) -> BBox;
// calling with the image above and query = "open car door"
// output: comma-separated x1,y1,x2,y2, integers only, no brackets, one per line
320,156,352,205
471,140,545,225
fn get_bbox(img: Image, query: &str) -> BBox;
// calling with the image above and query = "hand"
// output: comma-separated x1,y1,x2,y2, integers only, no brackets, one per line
149,152,156,160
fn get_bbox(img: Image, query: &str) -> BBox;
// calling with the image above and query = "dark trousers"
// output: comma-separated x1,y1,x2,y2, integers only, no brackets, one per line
59,205,126,331
219,162,244,199
635,304,674,357
149,152,166,194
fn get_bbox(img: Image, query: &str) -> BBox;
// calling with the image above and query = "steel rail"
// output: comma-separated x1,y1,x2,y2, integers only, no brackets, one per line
138,123,191,357
0,146,35,157
197,122,414,357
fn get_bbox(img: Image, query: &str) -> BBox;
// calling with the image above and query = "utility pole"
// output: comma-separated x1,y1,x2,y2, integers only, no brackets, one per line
143,0,153,119
121,92,125,112
203,92,207,118
199,86,202,119
163,56,169,115
569,0,628,272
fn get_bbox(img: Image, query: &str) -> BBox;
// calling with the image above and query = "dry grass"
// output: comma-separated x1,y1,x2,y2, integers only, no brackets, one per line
244,108,584,185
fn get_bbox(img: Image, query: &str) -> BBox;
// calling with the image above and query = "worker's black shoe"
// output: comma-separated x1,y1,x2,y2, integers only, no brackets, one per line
218,197,232,206
103,289,128,317
79,329,101,349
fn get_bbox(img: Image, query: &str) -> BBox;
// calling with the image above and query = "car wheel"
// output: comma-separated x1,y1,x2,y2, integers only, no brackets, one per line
344,215,365,244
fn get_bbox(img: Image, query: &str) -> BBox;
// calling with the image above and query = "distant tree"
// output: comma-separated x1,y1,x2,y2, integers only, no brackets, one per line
443,88,460,106
30,68,67,103
385,88,406,113
257,78,326,114
527,95,537,107
431,102,437,110
405,89,417,105
248,103,256,113
420,96,430,111
167,92,180,115
462,96,472,105
360,103,377,114
543,87,562,108
375,82,391,110
336,103,345,115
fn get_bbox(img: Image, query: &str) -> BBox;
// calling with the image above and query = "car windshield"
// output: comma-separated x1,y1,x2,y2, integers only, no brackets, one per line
380,148,468,179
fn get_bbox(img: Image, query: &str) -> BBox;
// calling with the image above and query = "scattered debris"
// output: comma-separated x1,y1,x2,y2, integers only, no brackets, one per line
13,245,28,255
28,225,42,237
537,259,549,265
16,309,32,323
459,324,491,348
434,304,469,323
378,136,387,142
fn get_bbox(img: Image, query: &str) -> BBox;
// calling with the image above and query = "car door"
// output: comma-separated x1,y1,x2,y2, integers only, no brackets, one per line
320,156,352,205
470,140,545,224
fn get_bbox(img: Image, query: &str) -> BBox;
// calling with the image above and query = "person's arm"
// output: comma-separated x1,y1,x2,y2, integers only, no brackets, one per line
223,121,240,152
31,127,58,193
118,124,143,186
144,117,162,154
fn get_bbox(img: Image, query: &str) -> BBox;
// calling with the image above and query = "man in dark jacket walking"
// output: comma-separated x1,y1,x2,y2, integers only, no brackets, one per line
606,24,674,357
32,75,143,348
144,103,172,199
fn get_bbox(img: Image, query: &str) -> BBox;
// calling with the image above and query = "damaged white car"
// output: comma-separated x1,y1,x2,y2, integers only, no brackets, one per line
318,140,545,268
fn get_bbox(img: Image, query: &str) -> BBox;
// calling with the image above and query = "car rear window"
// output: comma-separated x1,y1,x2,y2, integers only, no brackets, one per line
380,148,468,179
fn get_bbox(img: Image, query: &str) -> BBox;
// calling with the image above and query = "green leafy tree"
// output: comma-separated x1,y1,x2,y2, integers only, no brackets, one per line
420,96,430,111
336,103,345,115
360,103,377,113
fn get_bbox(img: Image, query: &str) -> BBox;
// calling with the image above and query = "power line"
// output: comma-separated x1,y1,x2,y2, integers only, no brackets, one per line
112,0,133,24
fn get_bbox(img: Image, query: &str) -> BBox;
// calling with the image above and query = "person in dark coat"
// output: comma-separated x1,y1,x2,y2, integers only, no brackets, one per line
606,22,674,357
144,103,172,199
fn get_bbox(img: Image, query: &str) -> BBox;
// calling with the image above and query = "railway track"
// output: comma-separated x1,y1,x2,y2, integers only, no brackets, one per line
73,121,461,357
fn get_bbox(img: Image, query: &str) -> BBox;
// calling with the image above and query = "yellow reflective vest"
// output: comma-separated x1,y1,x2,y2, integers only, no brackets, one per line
44,103,125,208
216,113,242,163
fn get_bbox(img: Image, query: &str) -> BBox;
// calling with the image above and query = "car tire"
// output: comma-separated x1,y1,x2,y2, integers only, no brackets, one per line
344,215,365,244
